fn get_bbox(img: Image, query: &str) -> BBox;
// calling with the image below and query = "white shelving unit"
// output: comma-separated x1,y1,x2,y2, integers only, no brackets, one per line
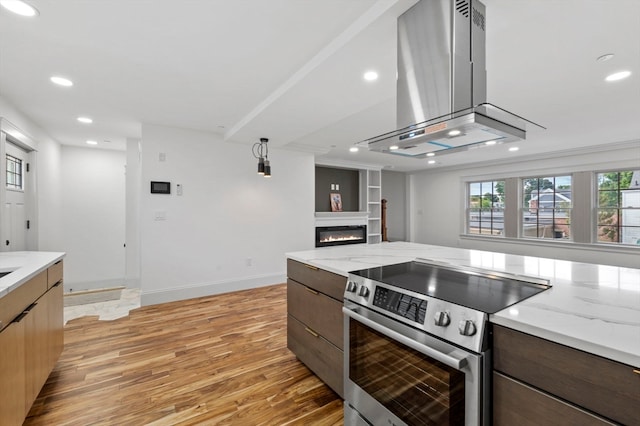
366,169,382,244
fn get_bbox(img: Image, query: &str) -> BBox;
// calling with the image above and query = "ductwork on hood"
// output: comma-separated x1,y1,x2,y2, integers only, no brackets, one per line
359,0,543,158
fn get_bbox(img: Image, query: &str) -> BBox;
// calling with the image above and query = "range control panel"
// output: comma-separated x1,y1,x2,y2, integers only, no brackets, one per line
373,286,427,325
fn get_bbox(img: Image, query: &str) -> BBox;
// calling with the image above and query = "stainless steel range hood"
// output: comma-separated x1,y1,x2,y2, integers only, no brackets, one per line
359,0,543,158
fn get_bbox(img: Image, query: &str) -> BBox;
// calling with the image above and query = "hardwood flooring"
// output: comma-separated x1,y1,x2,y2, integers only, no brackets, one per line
24,284,343,425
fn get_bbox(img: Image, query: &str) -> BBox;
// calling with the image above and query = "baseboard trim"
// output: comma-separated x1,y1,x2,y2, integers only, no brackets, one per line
140,273,287,306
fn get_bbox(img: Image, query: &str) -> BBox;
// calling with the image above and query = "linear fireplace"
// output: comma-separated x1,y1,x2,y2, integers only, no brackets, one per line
315,225,367,247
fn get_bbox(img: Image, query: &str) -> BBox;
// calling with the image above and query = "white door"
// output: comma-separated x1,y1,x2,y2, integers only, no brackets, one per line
3,142,28,251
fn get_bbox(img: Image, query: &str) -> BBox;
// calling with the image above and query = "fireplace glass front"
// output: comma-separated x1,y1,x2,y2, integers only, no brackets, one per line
316,225,367,247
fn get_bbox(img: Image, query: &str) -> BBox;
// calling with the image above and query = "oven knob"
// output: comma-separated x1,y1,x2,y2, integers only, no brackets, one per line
458,320,477,336
434,311,450,327
358,286,370,298
346,281,358,292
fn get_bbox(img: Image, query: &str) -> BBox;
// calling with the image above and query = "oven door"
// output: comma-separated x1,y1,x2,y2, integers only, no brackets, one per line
343,301,489,426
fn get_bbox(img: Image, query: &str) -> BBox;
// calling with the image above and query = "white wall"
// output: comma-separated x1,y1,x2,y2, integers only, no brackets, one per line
139,124,314,305
0,96,63,252
409,141,640,268
381,170,407,241
125,138,141,288
61,146,126,290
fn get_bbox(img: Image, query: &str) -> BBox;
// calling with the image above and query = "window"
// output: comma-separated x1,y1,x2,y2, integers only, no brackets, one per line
596,170,640,244
6,154,23,190
467,180,504,236
522,175,572,239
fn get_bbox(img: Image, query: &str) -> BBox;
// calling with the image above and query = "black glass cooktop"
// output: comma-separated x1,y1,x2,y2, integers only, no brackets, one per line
350,261,550,314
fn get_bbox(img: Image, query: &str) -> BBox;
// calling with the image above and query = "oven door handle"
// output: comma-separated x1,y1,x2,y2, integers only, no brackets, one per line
343,306,467,370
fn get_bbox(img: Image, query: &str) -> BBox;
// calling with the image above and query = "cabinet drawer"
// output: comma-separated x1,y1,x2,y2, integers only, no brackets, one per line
47,260,63,289
493,325,640,426
287,279,343,350
0,271,47,332
493,372,613,426
287,259,346,301
287,314,343,398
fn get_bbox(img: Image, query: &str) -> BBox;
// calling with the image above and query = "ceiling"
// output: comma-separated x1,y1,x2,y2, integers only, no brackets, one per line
1,0,638,172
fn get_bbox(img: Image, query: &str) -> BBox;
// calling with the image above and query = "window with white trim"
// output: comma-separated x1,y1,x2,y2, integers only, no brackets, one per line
6,154,23,190
596,170,640,245
522,175,572,240
467,180,505,236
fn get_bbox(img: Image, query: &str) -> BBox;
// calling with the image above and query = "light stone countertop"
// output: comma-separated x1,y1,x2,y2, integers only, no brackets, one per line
0,251,66,298
286,241,640,367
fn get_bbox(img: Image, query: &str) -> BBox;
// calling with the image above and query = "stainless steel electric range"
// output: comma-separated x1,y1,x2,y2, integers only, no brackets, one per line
343,258,551,426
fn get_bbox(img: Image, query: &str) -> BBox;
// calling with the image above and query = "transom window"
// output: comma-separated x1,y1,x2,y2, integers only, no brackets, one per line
6,154,23,190
522,176,572,240
596,170,640,245
467,180,504,236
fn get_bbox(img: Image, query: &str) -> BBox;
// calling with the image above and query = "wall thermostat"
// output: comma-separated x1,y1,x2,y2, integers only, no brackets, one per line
150,181,171,194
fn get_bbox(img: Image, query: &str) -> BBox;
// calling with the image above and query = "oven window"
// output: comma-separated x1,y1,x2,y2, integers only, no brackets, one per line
350,320,465,426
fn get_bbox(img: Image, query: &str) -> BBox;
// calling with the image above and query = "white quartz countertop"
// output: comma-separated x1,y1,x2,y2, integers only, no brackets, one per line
0,251,66,298
286,242,640,367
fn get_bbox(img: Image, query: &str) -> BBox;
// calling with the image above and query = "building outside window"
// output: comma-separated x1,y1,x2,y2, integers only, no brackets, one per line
467,180,504,236
596,170,640,245
6,154,23,190
522,175,572,239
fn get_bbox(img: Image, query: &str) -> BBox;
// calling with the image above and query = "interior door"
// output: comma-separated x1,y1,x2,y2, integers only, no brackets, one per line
3,142,28,251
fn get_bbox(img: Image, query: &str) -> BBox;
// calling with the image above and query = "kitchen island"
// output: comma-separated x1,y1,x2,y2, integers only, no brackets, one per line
0,251,65,426
286,242,640,425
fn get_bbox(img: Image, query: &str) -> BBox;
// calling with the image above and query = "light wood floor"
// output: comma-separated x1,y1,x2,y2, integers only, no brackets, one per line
25,284,343,425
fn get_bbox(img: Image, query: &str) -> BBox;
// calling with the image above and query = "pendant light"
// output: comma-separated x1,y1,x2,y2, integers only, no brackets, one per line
252,137,272,178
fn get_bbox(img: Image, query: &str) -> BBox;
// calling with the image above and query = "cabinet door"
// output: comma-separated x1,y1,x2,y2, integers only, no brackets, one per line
287,279,343,349
45,281,64,371
24,299,49,410
493,372,614,426
0,316,27,426
287,259,346,300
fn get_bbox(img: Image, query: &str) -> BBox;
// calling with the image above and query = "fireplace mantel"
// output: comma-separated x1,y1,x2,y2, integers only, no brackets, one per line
315,212,368,227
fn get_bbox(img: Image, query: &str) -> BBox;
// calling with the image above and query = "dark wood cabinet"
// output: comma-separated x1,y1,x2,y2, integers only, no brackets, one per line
287,259,346,398
493,324,640,426
0,261,64,426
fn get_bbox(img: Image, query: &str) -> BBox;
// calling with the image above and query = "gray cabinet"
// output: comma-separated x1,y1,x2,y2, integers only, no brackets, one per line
286,259,346,398
493,324,639,426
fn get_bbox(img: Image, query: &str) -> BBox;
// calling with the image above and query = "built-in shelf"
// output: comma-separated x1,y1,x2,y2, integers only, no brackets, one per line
366,170,382,244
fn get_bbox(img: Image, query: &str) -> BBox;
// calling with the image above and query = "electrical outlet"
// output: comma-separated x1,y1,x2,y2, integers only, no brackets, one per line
246,258,253,266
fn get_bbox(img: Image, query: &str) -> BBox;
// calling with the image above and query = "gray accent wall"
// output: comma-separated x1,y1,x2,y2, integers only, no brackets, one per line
315,166,360,212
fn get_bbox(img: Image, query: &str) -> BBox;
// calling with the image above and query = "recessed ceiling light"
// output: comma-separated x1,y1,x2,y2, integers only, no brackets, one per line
427,160,436,164
363,71,378,81
51,76,73,87
448,130,461,136
77,117,93,124
389,145,399,150
426,152,435,157
86,140,98,145
509,146,519,152
596,53,614,62
0,0,39,16
605,71,631,82
485,140,497,146
349,146,359,153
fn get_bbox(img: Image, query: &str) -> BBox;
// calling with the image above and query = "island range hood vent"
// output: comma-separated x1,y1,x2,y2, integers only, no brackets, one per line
359,0,543,158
